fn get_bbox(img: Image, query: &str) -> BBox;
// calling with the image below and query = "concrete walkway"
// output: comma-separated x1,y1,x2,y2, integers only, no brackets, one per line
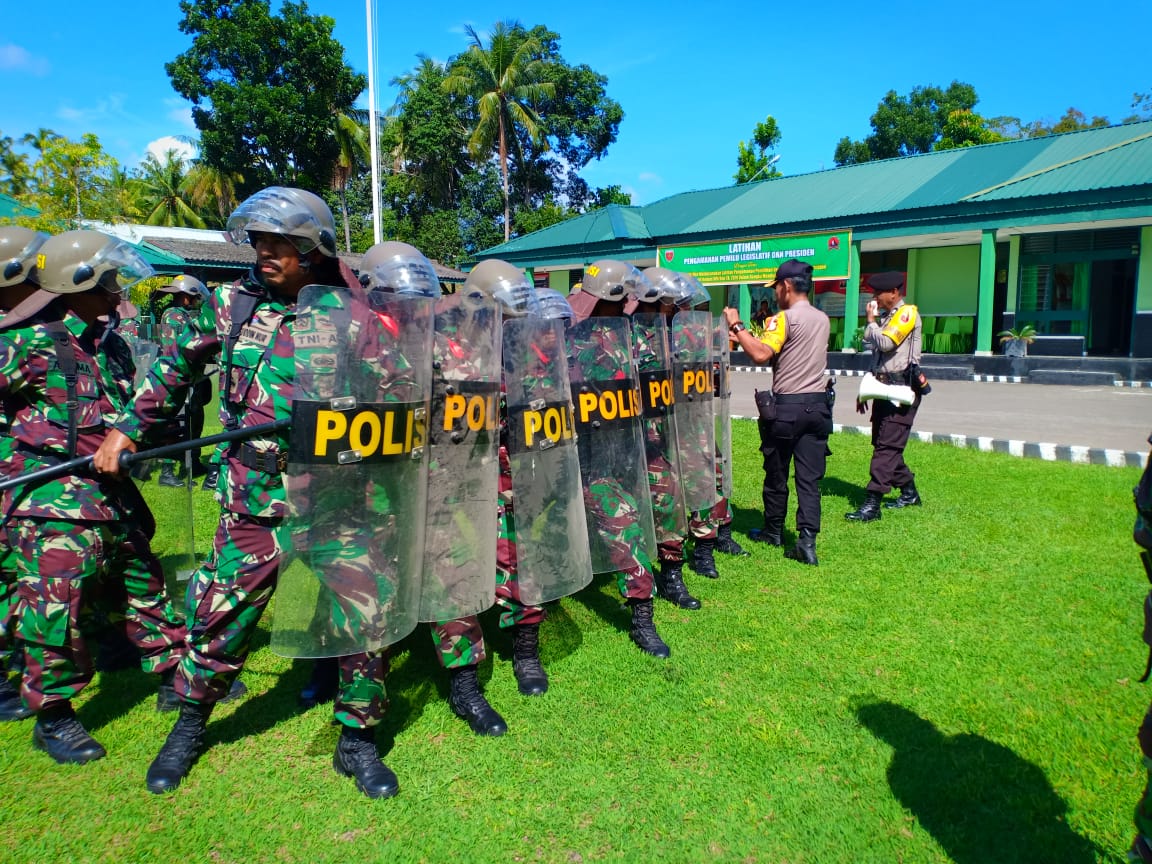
730,371,1152,466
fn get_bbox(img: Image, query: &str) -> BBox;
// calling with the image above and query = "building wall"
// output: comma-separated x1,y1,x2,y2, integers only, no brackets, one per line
910,245,980,314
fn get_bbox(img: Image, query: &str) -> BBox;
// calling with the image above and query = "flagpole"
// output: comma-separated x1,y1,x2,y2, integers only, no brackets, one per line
365,0,382,244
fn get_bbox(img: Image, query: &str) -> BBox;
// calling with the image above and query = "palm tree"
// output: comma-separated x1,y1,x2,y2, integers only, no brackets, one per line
181,161,244,228
331,109,370,252
100,164,145,223
0,135,34,197
137,150,205,228
444,21,554,241
21,127,60,156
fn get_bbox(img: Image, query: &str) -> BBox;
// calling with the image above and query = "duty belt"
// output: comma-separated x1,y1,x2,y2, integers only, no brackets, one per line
235,442,287,475
774,392,828,405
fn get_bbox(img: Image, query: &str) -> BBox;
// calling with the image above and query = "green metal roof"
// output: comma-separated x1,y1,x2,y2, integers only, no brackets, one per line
0,193,39,221
478,120,1152,262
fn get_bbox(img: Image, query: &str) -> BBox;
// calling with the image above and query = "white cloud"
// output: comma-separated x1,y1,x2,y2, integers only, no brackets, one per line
0,43,49,76
164,99,197,131
638,172,663,185
145,136,197,164
56,93,130,125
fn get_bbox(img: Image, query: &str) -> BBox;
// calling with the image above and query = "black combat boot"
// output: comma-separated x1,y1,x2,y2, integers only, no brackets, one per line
655,562,701,610
688,538,719,579
628,599,671,658
333,724,399,799
157,672,247,713
784,529,819,566
447,666,507,736
146,701,213,794
0,674,32,721
884,482,922,509
715,524,750,557
33,701,106,765
845,493,883,523
201,466,220,491
511,623,549,696
748,523,784,546
298,657,340,708
158,461,184,487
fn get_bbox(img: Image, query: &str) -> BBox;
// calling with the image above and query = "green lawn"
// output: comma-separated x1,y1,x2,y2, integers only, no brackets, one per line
0,420,1146,864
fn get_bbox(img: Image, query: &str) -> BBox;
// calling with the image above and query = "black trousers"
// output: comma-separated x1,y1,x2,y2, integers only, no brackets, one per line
865,396,920,495
757,401,832,534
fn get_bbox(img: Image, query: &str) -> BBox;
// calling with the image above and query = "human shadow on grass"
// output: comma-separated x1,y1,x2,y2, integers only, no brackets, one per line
819,475,871,509
566,573,632,636
855,700,1103,864
80,668,158,733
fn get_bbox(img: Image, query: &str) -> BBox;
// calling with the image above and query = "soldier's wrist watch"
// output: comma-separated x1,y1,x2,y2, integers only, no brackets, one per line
730,322,746,335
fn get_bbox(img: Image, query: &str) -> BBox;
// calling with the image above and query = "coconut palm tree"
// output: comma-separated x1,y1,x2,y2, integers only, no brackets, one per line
443,21,554,241
137,150,205,228
331,109,370,252
181,161,244,229
0,135,34,197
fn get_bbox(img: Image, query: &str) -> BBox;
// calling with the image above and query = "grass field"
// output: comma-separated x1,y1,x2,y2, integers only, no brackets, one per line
0,420,1147,864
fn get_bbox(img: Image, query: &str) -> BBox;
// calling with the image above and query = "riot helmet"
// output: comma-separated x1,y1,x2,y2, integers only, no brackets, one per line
36,230,154,296
360,241,440,297
0,226,48,288
158,274,209,302
226,186,338,257
463,259,539,317
536,288,573,322
675,273,711,310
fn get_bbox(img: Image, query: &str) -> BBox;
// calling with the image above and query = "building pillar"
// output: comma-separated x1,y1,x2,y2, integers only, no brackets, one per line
905,248,919,304
1135,226,1152,357
976,229,996,355
842,240,861,351
1002,235,1020,332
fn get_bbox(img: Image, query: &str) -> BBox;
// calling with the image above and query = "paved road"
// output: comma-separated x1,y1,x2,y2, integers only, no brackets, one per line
730,371,1152,453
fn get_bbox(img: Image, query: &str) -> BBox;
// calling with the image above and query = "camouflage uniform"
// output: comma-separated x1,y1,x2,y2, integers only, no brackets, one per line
115,263,387,729
0,309,185,712
570,321,655,601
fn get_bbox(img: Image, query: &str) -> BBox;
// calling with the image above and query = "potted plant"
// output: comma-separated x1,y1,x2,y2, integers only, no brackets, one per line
998,323,1037,358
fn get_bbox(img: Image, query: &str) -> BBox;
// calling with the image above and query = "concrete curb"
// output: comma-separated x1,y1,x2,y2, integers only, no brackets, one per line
730,416,1148,468
732,366,1152,388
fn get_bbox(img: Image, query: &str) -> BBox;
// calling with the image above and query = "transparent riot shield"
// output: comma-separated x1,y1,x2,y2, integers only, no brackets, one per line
670,310,720,512
714,316,734,499
567,317,658,575
632,313,688,539
502,316,593,605
420,293,500,622
273,284,432,658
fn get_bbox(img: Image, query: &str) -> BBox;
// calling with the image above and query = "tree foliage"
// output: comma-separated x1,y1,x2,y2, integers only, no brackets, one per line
834,81,979,165
166,0,366,198
734,115,782,184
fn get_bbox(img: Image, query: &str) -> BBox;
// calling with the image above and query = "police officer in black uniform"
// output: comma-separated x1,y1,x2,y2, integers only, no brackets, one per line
723,259,832,566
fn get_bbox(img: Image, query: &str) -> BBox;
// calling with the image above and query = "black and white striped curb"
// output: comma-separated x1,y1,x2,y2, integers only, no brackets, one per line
730,416,1148,468
732,366,1152,388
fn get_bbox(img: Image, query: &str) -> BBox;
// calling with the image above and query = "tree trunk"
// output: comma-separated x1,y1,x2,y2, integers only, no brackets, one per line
499,103,509,242
338,184,351,253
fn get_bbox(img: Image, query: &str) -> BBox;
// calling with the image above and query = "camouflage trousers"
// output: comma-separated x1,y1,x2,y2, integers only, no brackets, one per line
10,517,185,712
657,457,733,561
648,452,685,565
0,540,17,671
430,493,547,670
585,478,655,600
178,510,386,728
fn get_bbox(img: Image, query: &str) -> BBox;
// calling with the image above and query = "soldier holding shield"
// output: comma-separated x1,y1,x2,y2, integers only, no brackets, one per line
95,188,402,799
567,261,669,658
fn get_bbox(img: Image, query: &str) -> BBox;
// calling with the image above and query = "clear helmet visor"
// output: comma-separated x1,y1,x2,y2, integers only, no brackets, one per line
367,256,440,298
226,186,332,254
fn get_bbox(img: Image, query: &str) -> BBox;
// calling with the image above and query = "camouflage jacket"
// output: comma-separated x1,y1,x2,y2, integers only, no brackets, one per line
158,306,193,351
0,309,140,520
115,262,364,519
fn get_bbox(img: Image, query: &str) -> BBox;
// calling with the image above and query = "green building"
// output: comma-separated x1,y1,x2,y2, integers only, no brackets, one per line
475,120,1152,359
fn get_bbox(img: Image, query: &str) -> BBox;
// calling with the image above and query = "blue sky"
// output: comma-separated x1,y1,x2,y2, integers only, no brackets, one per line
1,0,1148,206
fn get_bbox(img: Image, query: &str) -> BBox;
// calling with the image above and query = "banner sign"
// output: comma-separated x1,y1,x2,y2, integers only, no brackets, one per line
657,230,852,285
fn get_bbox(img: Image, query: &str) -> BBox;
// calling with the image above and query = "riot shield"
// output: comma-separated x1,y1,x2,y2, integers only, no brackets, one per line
670,310,720,512
273,284,432,658
567,317,658,575
631,312,688,540
502,316,593,605
420,293,500,622
714,316,734,499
